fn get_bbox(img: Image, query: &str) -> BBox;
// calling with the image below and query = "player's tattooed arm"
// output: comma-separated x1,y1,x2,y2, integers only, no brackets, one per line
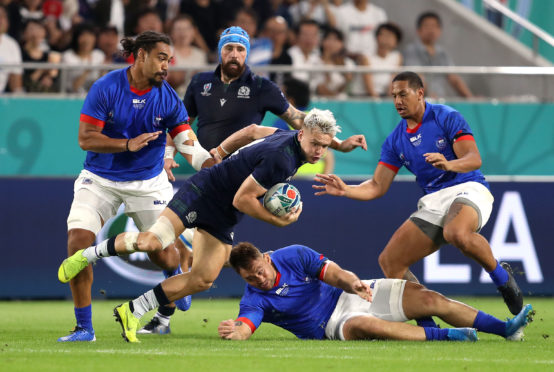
279,104,306,129
218,319,253,340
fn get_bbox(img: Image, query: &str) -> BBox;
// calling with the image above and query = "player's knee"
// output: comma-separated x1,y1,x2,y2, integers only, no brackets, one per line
148,244,179,270
443,228,470,251
191,275,214,292
419,289,443,311
379,252,401,278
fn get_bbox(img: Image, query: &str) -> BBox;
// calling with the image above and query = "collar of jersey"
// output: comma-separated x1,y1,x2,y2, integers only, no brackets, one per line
404,101,431,134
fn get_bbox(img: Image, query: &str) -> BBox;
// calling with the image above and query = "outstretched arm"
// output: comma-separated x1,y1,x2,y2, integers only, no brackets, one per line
313,163,396,201
278,104,306,130
321,261,372,302
213,124,278,160
218,319,253,340
170,123,215,171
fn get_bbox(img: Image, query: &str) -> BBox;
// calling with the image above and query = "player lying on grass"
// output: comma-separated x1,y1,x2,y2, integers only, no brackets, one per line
218,243,533,342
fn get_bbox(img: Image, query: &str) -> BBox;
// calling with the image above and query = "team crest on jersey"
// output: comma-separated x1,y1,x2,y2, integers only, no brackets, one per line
409,133,422,146
186,211,197,224
237,86,250,99
435,137,447,150
275,283,289,296
153,115,163,128
132,98,146,109
399,153,410,167
201,83,212,96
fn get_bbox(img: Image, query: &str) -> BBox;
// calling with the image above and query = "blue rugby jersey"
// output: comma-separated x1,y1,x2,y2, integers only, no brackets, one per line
80,68,189,181
236,245,342,340
379,102,488,194
183,65,289,150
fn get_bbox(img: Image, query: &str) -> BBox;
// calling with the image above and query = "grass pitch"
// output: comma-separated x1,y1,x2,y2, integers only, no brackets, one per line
0,297,552,372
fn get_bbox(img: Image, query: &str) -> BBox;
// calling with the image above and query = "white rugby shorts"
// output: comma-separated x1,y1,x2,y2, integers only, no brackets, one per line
67,169,173,234
411,181,494,231
325,279,408,340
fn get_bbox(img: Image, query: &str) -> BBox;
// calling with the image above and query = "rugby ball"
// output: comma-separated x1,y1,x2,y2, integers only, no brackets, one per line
263,183,301,217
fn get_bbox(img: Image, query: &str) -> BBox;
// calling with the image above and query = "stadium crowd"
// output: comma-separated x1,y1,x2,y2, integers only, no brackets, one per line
0,0,472,97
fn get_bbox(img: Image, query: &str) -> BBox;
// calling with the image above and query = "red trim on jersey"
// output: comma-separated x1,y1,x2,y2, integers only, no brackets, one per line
236,317,256,334
273,272,282,288
319,262,329,280
130,85,152,95
454,135,475,142
169,124,192,138
379,161,399,173
406,122,422,133
80,113,105,128
319,254,324,260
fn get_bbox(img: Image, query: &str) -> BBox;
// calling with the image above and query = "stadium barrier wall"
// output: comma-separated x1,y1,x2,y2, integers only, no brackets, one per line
1,98,553,176
0,178,551,299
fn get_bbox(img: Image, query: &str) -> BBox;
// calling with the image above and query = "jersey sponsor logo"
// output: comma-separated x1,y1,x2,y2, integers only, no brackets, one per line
186,211,197,224
409,133,422,146
237,86,250,99
82,178,93,185
201,83,212,96
132,98,146,109
435,137,447,150
220,98,227,106
275,283,289,296
153,200,167,205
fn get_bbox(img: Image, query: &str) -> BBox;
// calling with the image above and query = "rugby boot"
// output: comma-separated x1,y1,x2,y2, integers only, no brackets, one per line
497,262,523,315
113,303,140,343
58,249,89,283
506,304,534,341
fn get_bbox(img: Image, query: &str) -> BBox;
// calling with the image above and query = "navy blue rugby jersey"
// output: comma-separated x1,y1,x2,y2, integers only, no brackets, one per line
183,65,289,150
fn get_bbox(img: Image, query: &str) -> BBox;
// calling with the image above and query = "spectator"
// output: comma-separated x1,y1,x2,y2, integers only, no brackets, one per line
314,27,354,99
21,19,61,92
335,0,387,56
61,23,104,93
132,7,163,35
180,0,226,58
403,11,473,98
269,0,293,27
233,8,273,68
96,25,126,64
364,22,403,97
288,0,338,28
262,15,292,85
287,19,321,90
0,5,23,93
7,0,44,41
166,15,207,96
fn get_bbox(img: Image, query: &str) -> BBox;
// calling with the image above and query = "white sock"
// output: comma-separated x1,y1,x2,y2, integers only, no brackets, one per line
155,312,170,327
131,290,160,319
81,240,110,264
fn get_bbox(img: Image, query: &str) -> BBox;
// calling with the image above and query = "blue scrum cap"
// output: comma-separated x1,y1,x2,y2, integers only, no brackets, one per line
217,26,250,62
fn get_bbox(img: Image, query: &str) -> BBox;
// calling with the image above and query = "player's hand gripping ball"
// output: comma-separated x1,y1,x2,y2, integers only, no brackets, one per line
263,183,301,217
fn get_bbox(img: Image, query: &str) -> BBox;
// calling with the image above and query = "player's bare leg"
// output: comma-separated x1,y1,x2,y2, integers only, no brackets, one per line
378,220,439,279
443,202,523,314
67,229,96,308
442,203,495,270
343,315,426,341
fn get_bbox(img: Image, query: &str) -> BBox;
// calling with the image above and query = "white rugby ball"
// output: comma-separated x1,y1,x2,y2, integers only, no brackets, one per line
263,183,301,217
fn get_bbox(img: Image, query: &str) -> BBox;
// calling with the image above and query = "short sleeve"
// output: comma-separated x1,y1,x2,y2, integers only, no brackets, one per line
260,78,289,116
291,245,330,279
378,134,402,172
183,75,198,118
237,293,265,333
443,111,474,143
80,81,109,123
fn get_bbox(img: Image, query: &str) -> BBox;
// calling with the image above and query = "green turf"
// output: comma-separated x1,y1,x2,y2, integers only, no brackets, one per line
0,297,552,372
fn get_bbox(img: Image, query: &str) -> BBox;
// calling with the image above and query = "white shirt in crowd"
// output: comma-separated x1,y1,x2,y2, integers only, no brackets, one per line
62,49,105,93
336,2,387,55
0,33,23,93
368,50,401,96
287,44,322,91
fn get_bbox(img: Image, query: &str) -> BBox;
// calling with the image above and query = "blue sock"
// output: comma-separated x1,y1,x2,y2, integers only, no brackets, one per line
416,317,439,328
75,305,93,331
472,310,506,337
424,327,449,340
488,261,509,287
